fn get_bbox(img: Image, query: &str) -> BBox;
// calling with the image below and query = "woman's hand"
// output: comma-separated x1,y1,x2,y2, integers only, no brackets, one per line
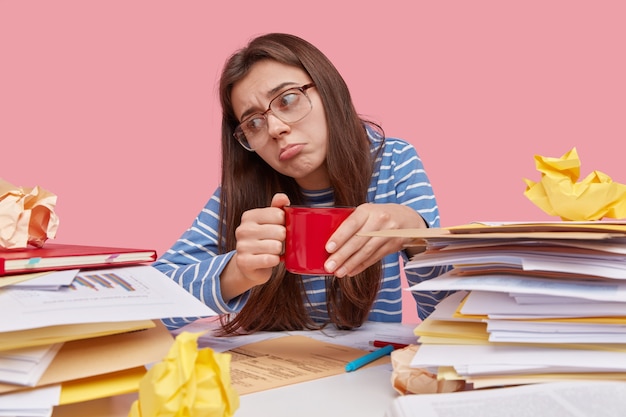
323,203,426,278
221,193,289,301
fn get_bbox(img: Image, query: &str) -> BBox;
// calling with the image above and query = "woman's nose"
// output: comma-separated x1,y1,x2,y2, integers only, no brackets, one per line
266,113,290,138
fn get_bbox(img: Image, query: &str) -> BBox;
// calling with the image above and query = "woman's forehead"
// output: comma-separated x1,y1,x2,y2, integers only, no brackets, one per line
231,61,311,116
236,61,308,93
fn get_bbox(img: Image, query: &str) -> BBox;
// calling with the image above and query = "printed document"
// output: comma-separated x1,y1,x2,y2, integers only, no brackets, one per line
384,380,626,417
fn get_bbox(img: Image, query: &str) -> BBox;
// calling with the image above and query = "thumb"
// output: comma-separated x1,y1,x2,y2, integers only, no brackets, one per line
270,193,291,208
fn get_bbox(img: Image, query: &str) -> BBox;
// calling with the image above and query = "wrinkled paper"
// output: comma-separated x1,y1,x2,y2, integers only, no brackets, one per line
0,179,59,248
523,148,626,221
129,331,239,417
390,345,465,395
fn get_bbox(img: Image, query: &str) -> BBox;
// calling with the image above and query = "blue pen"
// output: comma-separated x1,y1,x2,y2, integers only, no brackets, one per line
345,344,394,372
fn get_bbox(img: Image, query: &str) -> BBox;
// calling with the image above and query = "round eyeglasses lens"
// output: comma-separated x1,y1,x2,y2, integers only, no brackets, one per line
270,89,312,123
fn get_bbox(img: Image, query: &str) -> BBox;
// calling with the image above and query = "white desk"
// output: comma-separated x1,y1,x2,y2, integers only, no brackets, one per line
237,363,397,417
52,322,416,416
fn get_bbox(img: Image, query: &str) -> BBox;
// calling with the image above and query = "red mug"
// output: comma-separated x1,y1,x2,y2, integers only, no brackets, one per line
283,206,355,275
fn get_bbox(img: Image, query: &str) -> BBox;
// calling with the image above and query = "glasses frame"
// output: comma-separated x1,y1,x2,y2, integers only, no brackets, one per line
233,83,316,151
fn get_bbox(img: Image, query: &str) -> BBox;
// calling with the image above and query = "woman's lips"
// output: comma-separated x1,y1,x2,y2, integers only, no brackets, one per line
279,143,305,161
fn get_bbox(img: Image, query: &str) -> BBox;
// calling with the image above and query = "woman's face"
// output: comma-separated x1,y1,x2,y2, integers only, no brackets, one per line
231,60,330,190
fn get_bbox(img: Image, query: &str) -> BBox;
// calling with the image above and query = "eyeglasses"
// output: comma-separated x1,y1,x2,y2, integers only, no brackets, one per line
233,83,316,151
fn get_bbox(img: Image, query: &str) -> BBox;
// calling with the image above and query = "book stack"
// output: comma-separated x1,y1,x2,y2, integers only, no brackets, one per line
373,222,626,389
0,244,216,416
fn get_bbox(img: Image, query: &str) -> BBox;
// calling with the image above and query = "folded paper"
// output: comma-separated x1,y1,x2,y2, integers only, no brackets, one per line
129,331,239,417
0,178,59,248
523,148,626,221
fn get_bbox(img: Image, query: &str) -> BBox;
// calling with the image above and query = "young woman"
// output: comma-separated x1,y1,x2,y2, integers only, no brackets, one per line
153,33,451,334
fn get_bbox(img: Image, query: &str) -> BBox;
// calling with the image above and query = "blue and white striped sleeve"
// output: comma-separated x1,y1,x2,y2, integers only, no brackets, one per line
385,139,440,227
152,188,249,329
387,139,453,319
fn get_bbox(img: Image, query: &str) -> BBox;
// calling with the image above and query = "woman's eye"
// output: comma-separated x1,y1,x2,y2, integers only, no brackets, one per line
246,116,265,131
277,92,299,109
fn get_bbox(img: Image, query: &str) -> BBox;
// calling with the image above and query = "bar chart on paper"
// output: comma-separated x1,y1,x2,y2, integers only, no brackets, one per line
73,272,138,292
10,270,152,308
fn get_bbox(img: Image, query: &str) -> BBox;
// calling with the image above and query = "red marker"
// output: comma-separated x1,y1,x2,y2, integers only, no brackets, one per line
371,340,410,349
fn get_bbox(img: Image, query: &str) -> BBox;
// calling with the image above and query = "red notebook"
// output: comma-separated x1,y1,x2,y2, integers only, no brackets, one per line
0,243,158,276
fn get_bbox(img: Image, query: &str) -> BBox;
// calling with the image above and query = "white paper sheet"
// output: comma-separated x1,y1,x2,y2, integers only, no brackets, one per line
410,343,626,372
0,384,60,417
409,271,626,302
9,269,78,290
0,343,62,386
461,290,626,318
406,249,626,279
0,265,216,332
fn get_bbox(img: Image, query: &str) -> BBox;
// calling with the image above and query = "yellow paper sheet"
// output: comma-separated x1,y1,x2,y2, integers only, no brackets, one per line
468,372,626,389
59,366,146,405
0,320,155,352
415,318,489,342
435,366,626,390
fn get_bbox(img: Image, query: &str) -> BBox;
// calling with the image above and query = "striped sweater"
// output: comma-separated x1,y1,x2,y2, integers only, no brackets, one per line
153,133,451,330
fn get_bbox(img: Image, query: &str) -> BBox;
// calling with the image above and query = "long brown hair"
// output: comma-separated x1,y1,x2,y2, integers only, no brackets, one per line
217,33,382,334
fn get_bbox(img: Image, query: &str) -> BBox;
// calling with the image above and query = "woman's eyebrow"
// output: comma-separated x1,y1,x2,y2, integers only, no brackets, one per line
267,81,298,97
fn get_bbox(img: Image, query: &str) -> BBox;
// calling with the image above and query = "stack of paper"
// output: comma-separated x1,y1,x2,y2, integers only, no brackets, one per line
372,221,626,389
0,258,217,416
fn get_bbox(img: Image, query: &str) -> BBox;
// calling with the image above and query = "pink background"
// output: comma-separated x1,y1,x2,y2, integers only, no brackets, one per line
2,1,625,322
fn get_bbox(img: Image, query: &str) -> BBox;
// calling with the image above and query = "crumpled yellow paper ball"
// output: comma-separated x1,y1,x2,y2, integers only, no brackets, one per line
129,331,239,417
523,148,626,221
0,178,59,248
